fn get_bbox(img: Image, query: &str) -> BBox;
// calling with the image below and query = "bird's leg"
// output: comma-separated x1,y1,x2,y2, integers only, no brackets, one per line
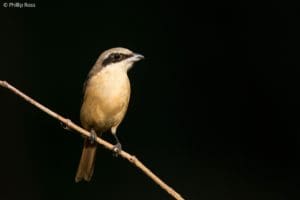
89,129,97,144
112,134,122,156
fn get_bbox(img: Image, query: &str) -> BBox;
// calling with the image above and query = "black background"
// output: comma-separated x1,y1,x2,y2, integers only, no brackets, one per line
0,1,299,200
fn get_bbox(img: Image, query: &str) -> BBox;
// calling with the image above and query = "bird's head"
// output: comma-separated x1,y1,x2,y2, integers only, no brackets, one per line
97,47,144,72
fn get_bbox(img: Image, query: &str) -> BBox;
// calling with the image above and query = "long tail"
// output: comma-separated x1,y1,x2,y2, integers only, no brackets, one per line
75,138,97,182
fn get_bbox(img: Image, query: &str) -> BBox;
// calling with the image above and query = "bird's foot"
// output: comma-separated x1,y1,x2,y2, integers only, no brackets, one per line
60,119,72,131
89,129,97,144
112,142,122,157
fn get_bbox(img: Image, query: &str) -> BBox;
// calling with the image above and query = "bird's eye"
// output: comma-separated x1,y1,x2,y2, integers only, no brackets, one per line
111,53,122,61
102,53,129,67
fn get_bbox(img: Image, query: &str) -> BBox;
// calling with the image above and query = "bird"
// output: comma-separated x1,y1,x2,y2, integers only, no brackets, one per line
75,47,144,182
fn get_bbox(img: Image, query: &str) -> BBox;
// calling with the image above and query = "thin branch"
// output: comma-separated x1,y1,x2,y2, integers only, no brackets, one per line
0,80,185,200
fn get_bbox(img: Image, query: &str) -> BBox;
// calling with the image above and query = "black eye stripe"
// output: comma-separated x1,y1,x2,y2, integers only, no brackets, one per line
102,53,132,67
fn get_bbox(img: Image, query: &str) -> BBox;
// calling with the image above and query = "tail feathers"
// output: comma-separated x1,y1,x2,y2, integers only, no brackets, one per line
75,138,97,182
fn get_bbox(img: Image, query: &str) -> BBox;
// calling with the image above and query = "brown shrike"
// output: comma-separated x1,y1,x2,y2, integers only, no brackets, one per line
75,47,144,182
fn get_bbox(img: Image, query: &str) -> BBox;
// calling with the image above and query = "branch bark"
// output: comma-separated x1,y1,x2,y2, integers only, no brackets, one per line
0,80,185,200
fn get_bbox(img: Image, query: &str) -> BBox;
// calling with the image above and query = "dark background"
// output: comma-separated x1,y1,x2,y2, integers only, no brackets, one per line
0,1,299,200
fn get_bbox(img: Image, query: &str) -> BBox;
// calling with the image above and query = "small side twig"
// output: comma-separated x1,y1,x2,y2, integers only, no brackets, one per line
0,80,185,200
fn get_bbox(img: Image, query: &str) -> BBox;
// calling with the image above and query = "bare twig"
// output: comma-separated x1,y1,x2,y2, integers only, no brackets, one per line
0,80,185,200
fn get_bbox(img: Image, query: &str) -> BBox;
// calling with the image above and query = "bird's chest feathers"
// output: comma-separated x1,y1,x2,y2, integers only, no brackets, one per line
84,67,130,113
93,67,129,95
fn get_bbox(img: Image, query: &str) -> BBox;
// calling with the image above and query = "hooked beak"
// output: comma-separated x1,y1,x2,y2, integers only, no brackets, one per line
129,53,144,62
